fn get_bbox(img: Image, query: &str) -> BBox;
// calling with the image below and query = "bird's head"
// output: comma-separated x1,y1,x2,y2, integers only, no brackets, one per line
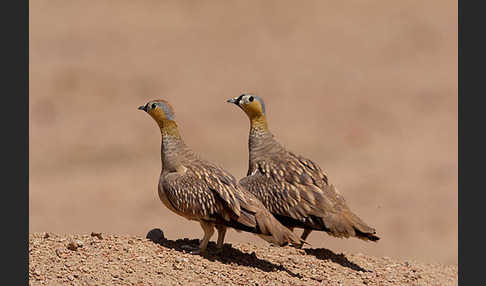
138,99,176,127
226,93,266,120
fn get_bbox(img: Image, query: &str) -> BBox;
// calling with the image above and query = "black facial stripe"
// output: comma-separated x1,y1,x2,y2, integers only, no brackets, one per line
235,94,245,105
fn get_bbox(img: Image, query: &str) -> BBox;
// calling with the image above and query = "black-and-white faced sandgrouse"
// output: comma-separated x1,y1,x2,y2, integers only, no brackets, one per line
138,99,303,254
227,94,380,248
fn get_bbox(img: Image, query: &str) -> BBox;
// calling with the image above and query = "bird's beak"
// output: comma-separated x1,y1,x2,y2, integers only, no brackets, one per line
226,97,238,104
138,105,147,112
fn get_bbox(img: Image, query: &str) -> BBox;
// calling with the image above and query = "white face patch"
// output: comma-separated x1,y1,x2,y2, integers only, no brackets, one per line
243,94,255,104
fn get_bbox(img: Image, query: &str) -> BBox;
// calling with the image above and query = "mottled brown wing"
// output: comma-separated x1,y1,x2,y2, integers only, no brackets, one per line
240,152,343,223
190,161,252,215
161,163,243,220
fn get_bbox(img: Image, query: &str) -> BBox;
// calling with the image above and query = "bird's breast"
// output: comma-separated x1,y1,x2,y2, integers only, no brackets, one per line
157,181,195,221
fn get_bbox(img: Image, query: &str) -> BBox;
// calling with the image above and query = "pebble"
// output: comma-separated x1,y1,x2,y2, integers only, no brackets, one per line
67,240,84,251
146,228,165,242
91,232,103,240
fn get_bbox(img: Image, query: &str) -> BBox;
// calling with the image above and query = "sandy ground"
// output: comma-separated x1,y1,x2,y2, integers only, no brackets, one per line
29,232,457,286
29,0,457,267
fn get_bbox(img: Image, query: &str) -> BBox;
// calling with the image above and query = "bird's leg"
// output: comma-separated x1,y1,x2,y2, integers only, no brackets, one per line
195,221,215,254
299,228,312,249
215,225,227,253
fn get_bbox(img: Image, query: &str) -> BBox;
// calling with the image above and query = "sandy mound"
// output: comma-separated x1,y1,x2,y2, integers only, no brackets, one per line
29,232,457,285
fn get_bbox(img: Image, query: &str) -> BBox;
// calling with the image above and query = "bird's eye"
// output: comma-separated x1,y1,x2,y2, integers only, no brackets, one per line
249,96,254,102
151,103,156,109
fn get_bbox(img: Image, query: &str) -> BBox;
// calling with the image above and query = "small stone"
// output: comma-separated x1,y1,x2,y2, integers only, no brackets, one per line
146,228,165,242
91,232,103,240
67,240,83,251
43,232,50,239
67,242,78,251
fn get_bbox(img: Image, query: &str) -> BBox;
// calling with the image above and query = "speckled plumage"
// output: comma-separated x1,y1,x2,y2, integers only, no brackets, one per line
228,94,380,245
139,99,302,253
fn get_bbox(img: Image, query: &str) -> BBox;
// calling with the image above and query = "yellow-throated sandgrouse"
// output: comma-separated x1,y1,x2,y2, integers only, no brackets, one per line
138,99,302,254
227,94,380,247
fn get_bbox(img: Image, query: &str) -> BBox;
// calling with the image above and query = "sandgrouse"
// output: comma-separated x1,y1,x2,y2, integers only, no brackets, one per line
138,99,302,254
227,94,380,248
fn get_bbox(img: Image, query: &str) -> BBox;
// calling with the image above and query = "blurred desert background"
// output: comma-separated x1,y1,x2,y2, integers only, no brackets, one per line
29,1,457,265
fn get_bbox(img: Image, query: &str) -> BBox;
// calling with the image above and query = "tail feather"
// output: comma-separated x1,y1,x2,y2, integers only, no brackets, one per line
233,189,305,246
346,211,380,241
254,208,304,246
224,201,305,246
324,211,380,242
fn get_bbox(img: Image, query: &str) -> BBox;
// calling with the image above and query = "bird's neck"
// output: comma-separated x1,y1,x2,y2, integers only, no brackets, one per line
159,120,188,173
249,115,268,132
248,115,282,162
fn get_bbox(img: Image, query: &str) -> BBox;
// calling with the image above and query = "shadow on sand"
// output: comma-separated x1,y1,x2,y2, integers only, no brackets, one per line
146,228,369,276
146,228,302,278
304,248,370,272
